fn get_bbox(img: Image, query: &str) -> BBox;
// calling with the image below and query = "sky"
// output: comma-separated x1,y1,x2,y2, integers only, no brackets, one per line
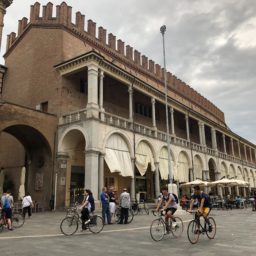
1,0,256,144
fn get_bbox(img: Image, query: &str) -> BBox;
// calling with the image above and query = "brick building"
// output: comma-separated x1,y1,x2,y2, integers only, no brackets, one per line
0,2,255,208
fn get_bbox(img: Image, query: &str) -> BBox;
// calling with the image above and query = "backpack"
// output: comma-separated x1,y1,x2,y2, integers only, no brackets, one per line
172,193,179,204
88,195,95,212
3,196,11,209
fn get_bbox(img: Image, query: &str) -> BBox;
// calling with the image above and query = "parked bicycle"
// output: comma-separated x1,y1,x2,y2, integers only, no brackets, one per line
0,210,25,232
131,200,149,215
60,213,104,236
187,210,216,244
114,206,134,224
150,210,184,241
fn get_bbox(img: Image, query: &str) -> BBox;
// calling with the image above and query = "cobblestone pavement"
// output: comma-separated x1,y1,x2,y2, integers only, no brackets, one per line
0,208,255,256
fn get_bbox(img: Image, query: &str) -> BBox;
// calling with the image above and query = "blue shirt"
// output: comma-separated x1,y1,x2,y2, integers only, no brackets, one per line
100,192,109,205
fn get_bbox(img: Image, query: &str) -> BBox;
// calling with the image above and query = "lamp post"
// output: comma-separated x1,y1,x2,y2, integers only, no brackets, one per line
160,25,172,186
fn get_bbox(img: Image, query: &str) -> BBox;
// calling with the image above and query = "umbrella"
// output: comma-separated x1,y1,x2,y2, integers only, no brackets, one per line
208,178,239,187
180,179,210,187
229,179,249,187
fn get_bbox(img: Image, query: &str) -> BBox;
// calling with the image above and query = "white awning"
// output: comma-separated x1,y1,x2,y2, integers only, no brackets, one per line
159,148,169,180
104,134,133,177
135,141,155,176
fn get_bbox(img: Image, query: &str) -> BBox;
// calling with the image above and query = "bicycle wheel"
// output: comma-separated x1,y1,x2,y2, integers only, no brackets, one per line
171,216,184,238
88,215,104,234
132,204,139,215
115,208,121,223
0,224,3,233
60,216,78,236
187,220,200,244
12,212,25,228
143,204,149,215
206,217,216,239
127,208,134,223
150,219,165,241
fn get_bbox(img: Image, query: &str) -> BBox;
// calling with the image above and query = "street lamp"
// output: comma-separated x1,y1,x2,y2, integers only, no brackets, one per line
160,25,173,187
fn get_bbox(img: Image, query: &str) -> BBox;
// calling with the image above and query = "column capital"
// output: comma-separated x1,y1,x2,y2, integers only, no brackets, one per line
169,106,174,113
151,97,155,104
128,85,133,94
99,69,104,77
185,114,189,121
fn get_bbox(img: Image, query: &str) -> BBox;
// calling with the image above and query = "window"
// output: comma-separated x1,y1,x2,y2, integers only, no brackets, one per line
135,102,152,118
41,101,48,112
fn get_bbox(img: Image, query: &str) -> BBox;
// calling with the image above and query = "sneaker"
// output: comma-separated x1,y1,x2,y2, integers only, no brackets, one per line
84,219,91,225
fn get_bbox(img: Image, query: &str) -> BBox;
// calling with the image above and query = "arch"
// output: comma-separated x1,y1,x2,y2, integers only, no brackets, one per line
220,161,228,177
104,133,133,177
237,166,243,180
136,138,156,162
229,164,236,178
135,140,156,176
249,169,255,187
193,154,203,180
177,151,190,182
244,168,249,182
159,146,175,180
208,158,217,181
57,125,87,153
103,130,133,155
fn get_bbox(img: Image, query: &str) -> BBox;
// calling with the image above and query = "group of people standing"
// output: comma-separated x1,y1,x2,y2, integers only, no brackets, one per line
100,186,131,224
79,186,131,229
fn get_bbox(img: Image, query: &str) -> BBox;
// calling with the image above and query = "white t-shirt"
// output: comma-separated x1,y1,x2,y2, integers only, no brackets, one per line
22,195,33,208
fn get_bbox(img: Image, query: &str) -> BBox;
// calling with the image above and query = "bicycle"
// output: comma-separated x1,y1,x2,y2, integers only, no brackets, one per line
0,210,25,232
115,206,134,224
187,210,216,244
131,200,149,215
150,210,184,241
60,213,104,236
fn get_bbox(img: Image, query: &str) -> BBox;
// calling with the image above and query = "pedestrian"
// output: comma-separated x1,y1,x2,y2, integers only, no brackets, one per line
22,192,34,219
108,186,116,223
100,187,111,224
118,188,131,224
1,190,14,230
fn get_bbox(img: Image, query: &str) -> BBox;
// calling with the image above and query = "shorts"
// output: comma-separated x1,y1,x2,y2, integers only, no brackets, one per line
166,207,177,215
109,202,116,214
3,208,12,219
198,207,210,215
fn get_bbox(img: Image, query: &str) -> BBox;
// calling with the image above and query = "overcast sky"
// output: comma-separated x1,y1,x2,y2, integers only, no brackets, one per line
1,0,256,144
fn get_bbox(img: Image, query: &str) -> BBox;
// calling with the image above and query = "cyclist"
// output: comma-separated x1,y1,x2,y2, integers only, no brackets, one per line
155,187,178,231
80,189,92,230
0,190,14,230
188,185,212,231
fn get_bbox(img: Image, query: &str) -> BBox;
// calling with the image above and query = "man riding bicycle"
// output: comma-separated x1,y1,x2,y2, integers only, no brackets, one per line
155,187,178,230
188,185,212,231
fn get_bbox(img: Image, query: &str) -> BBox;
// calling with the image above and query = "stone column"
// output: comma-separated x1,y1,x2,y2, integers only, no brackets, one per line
231,138,235,156
98,153,105,199
85,150,99,199
238,140,241,158
185,114,190,141
154,162,160,198
244,144,248,162
211,127,217,150
198,121,203,145
99,70,105,120
170,107,175,135
130,157,136,201
151,97,156,129
249,148,253,163
86,64,99,118
128,85,133,121
222,134,227,154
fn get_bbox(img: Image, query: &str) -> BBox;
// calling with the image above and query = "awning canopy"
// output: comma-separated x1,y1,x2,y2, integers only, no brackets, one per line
104,134,133,177
135,141,155,176
159,148,169,180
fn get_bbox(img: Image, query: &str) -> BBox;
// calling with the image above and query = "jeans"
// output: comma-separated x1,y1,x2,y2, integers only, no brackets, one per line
102,203,111,224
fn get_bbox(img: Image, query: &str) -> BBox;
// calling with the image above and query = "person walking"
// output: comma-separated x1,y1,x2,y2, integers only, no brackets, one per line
100,187,111,224
22,192,33,219
118,188,131,224
1,190,14,230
